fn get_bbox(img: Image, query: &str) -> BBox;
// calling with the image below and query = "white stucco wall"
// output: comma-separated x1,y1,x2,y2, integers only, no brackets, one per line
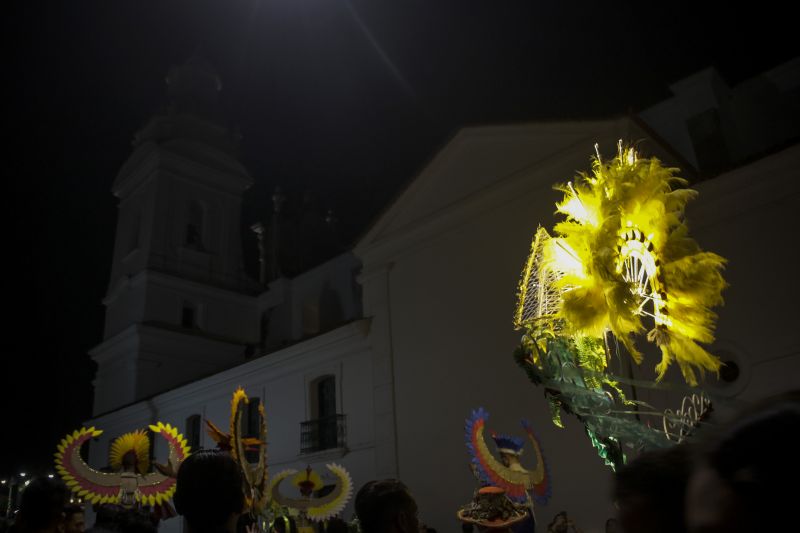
87,320,377,533
357,121,799,533
688,144,800,403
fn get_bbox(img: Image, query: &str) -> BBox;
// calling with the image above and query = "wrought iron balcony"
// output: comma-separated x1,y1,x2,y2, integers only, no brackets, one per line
300,414,346,454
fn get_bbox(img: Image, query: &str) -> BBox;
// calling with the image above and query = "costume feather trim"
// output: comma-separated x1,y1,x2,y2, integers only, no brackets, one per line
544,144,726,384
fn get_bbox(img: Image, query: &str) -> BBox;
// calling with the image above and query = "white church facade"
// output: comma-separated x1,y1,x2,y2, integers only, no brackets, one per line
87,57,799,533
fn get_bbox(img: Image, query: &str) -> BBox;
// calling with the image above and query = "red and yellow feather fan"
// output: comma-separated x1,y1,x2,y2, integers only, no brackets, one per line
54,423,190,512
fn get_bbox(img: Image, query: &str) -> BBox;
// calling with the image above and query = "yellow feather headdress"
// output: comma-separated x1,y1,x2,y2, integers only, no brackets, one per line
54,423,190,508
518,143,726,385
269,464,353,522
109,430,150,475
205,387,269,515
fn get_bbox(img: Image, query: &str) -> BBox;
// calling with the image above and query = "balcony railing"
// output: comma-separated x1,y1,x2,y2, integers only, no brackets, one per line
300,414,346,454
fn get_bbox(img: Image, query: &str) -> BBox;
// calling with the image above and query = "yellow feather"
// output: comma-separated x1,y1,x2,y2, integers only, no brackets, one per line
542,145,726,383
230,387,249,438
291,468,323,491
109,430,151,474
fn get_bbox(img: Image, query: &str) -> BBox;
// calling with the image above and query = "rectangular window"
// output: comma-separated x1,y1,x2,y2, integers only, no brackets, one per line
181,306,195,329
186,415,201,450
244,398,261,463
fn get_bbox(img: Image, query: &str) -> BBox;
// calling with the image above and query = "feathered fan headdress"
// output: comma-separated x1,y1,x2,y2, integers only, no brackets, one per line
516,142,726,384
269,464,353,523
54,423,190,510
109,430,151,475
206,387,268,515
465,408,551,505
512,142,727,470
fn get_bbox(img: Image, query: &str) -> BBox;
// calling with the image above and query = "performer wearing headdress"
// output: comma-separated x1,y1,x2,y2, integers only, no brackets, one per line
269,464,353,533
466,409,551,532
457,486,529,533
54,422,190,518
206,387,269,517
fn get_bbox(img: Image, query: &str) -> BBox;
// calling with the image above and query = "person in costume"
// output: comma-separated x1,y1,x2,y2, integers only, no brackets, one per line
174,449,245,533
206,388,269,517
465,408,550,532
269,465,353,533
457,486,528,533
54,423,190,518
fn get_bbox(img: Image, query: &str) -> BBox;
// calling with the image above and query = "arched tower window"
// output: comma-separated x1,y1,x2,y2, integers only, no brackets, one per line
319,282,343,332
302,299,320,337
260,310,271,349
313,376,336,420
186,201,205,250
311,375,339,450
181,301,198,329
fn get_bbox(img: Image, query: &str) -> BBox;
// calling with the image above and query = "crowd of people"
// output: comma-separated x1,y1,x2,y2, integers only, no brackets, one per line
1,392,796,533
613,391,798,533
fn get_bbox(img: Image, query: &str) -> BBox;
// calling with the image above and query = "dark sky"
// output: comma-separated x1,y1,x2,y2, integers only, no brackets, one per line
3,0,796,476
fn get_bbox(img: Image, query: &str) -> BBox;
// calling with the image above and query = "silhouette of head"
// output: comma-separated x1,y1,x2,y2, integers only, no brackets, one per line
686,395,800,533
16,477,69,533
355,479,418,533
614,445,692,533
174,450,245,533
62,504,85,533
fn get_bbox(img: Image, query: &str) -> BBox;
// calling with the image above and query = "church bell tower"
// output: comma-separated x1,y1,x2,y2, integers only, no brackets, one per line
91,57,260,415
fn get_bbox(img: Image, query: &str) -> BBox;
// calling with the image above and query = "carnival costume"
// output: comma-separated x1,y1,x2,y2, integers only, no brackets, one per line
466,408,551,506
457,486,529,531
269,464,353,533
513,143,726,469
207,387,269,515
54,423,190,515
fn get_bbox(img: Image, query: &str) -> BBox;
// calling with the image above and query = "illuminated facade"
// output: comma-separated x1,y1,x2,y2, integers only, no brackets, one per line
88,59,799,531
356,113,799,528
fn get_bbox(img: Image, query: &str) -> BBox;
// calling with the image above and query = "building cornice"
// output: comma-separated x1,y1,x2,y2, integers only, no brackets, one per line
89,324,140,362
113,143,252,200
688,143,800,230
88,319,372,424
104,268,259,307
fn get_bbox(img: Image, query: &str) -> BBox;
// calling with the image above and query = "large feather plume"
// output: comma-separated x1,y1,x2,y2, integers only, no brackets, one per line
109,430,150,475
547,144,726,384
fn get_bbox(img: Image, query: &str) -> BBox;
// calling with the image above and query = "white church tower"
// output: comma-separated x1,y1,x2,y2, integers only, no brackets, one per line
91,57,261,415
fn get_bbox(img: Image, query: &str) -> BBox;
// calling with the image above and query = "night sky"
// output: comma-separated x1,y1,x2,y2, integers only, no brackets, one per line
4,0,796,477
